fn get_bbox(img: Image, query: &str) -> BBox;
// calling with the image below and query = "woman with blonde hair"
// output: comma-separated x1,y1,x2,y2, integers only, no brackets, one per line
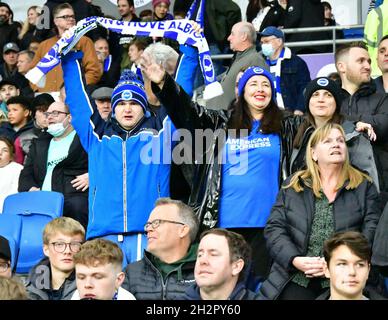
19,6,42,50
258,123,381,300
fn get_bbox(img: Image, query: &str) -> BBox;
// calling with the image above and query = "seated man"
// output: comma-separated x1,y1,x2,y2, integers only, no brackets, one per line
90,87,113,121
0,235,12,278
18,101,89,228
71,238,135,300
25,217,85,300
122,198,198,300
184,228,258,300
0,79,20,118
317,231,386,300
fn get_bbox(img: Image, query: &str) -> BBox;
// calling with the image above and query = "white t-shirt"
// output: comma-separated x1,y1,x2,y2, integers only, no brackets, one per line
0,161,23,212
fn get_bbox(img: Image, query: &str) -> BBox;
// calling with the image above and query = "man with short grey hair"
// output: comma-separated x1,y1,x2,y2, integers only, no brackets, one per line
206,21,267,110
122,197,199,300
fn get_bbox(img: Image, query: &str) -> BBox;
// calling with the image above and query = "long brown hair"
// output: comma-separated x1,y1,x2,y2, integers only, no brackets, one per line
227,95,282,136
285,123,371,197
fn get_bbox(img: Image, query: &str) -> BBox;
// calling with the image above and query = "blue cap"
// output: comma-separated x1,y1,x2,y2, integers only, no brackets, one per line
111,70,150,118
237,66,276,99
260,26,285,41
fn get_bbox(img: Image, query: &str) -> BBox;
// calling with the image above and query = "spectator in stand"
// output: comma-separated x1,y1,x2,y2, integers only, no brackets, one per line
0,277,28,300
0,236,12,278
25,93,54,143
335,41,388,207
0,80,20,119
321,1,344,52
128,37,148,82
30,3,101,93
283,0,326,54
72,239,136,300
206,22,267,110
0,136,23,212
364,0,388,77
0,43,33,98
259,26,310,114
152,0,174,21
94,37,120,89
90,87,113,121
184,228,259,300
17,50,34,76
18,6,43,50
139,9,153,21
61,49,176,265
142,61,304,290
0,96,34,161
28,37,40,54
246,0,285,32
122,198,198,300
259,123,381,300
110,0,141,71
316,231,386,300
25,217,85,300
289,77,379,189
0,2,19,64
374,35,388,93
18,101,89,228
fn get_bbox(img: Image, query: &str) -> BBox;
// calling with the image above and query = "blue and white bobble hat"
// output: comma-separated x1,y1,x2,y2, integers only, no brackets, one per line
237,66,276,100
111,70,150,117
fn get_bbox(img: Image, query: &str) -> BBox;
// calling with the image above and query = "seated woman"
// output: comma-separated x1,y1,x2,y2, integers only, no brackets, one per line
259,123,381,300
288,77,379,190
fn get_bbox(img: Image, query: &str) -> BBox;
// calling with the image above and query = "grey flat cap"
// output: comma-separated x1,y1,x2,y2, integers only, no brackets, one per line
91,87,113,100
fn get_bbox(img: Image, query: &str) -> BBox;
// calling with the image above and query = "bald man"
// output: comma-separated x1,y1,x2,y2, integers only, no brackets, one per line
205,22,267,110
19,101,89,228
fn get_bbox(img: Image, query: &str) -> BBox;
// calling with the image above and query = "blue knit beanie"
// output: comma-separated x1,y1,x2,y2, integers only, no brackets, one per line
111,70,150,117
237,66,275,100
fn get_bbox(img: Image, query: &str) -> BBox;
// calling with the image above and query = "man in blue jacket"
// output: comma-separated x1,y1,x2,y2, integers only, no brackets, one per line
61,51,176,265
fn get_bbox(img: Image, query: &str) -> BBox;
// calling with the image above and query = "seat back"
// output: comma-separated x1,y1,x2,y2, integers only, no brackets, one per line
0,214,22,270
2,191,64,274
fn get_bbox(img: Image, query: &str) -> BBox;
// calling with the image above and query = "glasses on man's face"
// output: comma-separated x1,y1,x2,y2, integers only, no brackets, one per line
50,241,82,253
0,261,10,273
55,14,76,20
43,111,69,118
144,219,185,231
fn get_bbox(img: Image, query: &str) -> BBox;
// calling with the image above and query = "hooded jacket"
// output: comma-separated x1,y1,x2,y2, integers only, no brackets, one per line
62,52,175,239
25,257,76,300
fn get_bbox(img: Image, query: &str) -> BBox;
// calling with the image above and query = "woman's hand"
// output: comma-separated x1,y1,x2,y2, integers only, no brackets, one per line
71,173,89,191
356,121,377,141
139,52,166,88
292,256,326,277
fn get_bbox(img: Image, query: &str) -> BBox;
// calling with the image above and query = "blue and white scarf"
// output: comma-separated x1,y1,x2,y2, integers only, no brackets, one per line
26,15,223,100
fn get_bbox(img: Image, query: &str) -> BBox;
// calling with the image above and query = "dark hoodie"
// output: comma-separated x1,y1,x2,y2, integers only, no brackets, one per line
25,257,77,300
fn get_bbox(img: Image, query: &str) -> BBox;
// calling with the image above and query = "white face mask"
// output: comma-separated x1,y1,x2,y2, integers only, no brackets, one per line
47,117,69,137
261,43,275,58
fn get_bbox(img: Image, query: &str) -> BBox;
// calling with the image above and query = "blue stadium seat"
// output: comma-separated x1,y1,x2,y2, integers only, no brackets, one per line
2,191,64,274
0,214,22,271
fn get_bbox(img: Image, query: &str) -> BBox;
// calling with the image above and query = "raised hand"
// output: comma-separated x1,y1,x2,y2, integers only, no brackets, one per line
139,52,166,87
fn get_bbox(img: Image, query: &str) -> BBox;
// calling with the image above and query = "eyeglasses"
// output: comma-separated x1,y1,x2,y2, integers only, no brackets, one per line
0,262,10,273
144,219,185,231
50,241,82,253
43,111,69,118
55,14,76,20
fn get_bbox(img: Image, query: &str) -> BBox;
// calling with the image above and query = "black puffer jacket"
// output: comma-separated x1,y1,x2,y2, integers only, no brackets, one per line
18,131,88,226
258,176,381,300
340,82,388,202
122,250,196,300
154,75,303,231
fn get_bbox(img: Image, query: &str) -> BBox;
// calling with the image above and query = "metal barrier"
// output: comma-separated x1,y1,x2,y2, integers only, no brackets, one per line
211,24,365,60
